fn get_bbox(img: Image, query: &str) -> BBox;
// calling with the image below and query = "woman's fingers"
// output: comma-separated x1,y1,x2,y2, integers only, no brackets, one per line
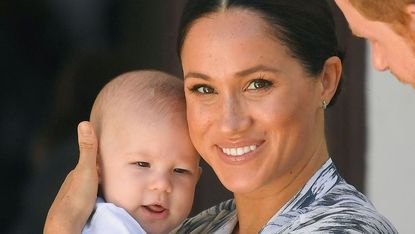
44,121,99,234
72,121,99,212
44,170,75,234
77,121,98,170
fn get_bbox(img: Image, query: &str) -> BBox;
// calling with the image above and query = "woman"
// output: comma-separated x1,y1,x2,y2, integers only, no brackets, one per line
45,0,397,233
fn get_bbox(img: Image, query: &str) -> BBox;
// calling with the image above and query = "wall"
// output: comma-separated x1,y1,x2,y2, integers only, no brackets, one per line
365,46,415,233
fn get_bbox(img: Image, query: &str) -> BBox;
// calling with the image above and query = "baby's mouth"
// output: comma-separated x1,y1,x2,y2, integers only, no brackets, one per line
143,204,166,213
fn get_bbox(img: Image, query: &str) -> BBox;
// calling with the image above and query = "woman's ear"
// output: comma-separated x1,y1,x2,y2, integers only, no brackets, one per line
319,56,342,106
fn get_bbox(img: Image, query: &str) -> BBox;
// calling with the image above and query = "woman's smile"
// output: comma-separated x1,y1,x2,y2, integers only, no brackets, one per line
221,144,257,156
216,140,265,164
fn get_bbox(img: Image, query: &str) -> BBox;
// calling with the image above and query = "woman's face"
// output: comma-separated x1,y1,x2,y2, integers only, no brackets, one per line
181,9,325,194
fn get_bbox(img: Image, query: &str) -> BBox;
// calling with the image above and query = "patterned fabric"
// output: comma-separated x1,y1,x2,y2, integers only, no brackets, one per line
173,158,398,234
82,197,146,234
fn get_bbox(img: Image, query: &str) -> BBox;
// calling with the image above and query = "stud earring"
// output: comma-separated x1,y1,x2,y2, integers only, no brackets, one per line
322,100,328,110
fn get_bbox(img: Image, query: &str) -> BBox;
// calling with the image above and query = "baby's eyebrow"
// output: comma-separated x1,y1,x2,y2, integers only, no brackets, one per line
124,151,151,159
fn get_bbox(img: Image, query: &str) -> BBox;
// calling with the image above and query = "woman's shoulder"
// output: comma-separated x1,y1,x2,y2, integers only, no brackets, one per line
172,199,237,234
281,180,398,233
282,203,398,234
260,175,398,234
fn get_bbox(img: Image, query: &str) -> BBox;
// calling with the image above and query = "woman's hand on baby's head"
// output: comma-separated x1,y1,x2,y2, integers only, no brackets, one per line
44,121,99,234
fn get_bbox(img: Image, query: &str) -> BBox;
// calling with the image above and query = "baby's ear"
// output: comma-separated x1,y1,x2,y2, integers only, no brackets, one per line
197,166,203,181
96,154,102,184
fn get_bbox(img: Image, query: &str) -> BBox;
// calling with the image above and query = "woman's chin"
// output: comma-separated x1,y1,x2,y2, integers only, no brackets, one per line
218,173,262,195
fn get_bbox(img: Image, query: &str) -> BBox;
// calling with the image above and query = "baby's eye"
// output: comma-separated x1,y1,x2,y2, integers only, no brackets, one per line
190,85,215,94
246,79,273,90
173,168,189,174
136,161,150,168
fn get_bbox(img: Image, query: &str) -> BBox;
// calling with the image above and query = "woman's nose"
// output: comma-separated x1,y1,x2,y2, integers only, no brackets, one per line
149,173,172,193
218,95,252,135
371,42,389,72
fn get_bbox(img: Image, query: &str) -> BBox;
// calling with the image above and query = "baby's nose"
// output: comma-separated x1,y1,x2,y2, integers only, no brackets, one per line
149,173,172,193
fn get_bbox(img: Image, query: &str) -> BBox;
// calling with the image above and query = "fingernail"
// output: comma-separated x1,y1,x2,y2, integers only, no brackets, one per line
79,122,92,136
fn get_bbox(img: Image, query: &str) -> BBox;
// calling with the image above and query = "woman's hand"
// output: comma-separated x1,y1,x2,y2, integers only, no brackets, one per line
44,121,99,234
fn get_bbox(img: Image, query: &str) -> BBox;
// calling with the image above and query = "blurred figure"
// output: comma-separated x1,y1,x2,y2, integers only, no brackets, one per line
335,0,415,88
8,49,133,234
0,1,69,231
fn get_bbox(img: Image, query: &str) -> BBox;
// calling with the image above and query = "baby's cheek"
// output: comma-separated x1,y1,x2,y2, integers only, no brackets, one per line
102,169,139,206
174,178,197,213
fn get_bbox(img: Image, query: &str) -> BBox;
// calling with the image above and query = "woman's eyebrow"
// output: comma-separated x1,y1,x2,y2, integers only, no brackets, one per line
184,65,280,80
235,65,281,77
184,72,211,80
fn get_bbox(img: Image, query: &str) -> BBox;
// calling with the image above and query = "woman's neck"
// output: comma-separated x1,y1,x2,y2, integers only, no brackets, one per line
232,146,329,234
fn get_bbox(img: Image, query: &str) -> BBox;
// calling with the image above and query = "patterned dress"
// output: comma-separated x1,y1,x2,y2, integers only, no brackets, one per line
173,158,398,234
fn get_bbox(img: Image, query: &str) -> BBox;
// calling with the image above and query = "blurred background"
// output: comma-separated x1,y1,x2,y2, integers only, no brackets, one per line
1,0,414,233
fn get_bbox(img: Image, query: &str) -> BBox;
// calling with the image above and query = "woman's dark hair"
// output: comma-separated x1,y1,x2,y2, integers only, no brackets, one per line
177,0,344,107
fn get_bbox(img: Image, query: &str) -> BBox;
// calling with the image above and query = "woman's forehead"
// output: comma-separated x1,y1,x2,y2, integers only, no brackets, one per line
186,8,272,42
181,11,294,76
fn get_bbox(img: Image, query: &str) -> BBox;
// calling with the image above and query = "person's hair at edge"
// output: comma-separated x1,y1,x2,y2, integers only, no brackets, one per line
349,0,415,41
177,0,344,108
90,70,185,136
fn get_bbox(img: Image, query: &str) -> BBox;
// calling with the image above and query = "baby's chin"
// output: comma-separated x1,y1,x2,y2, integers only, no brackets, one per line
139,217,183,234
141,224,176,234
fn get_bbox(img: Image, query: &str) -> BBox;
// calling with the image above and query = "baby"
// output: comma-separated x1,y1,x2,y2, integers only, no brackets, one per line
82,70,201,234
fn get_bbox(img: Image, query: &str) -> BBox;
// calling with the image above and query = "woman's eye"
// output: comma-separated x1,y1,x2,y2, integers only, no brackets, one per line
191,85,215,94
246,79,273,90
136,161,150,168
173,168,188,174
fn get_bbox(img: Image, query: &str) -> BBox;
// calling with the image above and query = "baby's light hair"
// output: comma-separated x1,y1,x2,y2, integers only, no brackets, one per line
90,70,185,136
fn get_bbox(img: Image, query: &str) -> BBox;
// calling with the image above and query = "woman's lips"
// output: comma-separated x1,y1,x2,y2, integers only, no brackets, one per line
221,144,257,156
217,141,264,163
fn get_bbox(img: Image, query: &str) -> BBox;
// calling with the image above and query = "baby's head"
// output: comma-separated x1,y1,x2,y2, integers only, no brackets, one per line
90,70,201,234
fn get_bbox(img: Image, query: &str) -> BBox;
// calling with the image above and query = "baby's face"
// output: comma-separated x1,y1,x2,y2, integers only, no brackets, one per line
98,110,200,234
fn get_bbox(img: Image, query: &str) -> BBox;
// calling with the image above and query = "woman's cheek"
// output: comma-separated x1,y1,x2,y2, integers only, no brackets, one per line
188,99,211,130
186,101,204,142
